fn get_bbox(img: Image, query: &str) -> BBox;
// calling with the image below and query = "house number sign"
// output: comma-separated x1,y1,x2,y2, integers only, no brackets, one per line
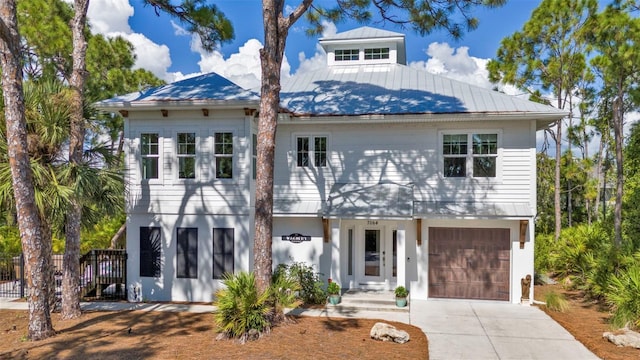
282,233,312,244
367,220,378,225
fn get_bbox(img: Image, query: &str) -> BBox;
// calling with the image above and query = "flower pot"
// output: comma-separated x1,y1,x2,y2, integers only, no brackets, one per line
396,297,407,307
328,294,341,305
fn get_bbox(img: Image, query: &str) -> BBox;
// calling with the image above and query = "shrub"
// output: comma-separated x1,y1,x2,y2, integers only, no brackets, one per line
270,267,302,323
544,291,569,312
534,233,556,275
606,256,640,330
213,272,271,342
275,262,326,305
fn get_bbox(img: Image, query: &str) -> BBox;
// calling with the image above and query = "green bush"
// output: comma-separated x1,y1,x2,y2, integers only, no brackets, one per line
326,281,340,295
213,272,271,341
275,262,326,305
534,233,556,274
395,286,408,298
270,267,302,323
606,255,640,330
545,291,569,312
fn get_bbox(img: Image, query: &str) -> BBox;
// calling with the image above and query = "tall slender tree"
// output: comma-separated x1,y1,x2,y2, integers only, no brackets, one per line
487,0,597,240
0,0,55,340
587,2,640,246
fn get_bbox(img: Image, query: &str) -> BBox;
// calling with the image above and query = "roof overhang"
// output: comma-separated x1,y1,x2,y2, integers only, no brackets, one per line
278,111,567,129
95,99,261,113
414,201,534,220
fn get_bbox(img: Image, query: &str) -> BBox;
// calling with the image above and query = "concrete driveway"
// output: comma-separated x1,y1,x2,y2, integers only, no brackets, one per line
410,299,600,360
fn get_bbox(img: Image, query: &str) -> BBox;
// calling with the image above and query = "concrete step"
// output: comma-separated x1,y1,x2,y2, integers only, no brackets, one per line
326,290,410,313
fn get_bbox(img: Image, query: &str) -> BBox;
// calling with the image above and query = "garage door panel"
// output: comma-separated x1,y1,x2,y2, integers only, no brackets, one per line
428,227,511,301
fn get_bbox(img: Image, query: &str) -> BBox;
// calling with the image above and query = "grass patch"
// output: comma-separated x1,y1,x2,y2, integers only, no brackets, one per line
545,291,570,312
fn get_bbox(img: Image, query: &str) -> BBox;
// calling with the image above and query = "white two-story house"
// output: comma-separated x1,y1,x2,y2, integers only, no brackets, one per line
96,27,565,304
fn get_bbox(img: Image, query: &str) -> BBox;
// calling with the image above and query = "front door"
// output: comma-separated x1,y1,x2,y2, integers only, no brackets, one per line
363,229,384,282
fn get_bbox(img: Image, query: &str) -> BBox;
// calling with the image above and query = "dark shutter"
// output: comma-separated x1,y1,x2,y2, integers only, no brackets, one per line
140,227,161,277
177,228,198,278
213,228,234,279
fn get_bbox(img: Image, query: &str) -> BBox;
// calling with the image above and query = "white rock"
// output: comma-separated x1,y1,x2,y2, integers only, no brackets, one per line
370,322,410,344
603,329,640,349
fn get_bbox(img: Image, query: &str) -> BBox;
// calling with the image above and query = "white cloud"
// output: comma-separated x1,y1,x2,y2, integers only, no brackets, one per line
294,21,335,75
86,0,182,83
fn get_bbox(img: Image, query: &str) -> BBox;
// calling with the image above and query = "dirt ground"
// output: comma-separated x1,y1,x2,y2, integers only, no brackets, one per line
0,309,428,360
2,284,637,359
535,283,640,360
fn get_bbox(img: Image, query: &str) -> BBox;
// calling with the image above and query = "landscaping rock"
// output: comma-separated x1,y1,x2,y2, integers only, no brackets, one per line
370,322,410,344
603,328,640,349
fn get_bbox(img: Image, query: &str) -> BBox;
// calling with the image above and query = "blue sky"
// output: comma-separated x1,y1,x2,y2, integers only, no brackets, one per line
86,0,542,89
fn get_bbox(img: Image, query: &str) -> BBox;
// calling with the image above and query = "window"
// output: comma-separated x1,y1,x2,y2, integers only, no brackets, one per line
213,228,234,279
296,135,327,167
177,228,198,279
473,134,498,177
140,227,161,277
252,134,257,180
335,49,359,61
364,48,389,60
214,132,233,179
443,133,498,178
141,133,159,179
177,132,196,179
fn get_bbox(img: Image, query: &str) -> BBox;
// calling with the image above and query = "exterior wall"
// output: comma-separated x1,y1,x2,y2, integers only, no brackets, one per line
126,213,251,302
273,120,536,207
272,217,330,281
124,109,252,215
414,218,534,304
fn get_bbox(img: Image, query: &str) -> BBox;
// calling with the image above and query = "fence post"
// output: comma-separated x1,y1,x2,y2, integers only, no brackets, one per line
19,253,24,298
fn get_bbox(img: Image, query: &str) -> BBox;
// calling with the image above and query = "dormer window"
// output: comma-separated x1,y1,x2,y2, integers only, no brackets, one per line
335,49,359,61
365,48,389,60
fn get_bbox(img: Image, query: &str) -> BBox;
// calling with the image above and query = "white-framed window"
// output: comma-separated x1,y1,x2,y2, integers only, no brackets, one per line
140,133,159,180
296,135,327,167
442,132,499,178
177,132,196,179
335,49,359,61
364,48,389,60
214,132,233,179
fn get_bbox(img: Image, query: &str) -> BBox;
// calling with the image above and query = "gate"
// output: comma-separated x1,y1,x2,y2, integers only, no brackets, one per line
0,254,24,298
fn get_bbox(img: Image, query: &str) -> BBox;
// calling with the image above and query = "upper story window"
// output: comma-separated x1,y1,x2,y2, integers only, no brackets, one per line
141,133,159,180
177,132,196,179
335,49,359,61
297,135,327,167
214,132,233,179
443,133,498,178
364,48,389,60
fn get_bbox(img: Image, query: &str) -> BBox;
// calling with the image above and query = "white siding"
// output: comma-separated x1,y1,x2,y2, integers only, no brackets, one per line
273,119,536,207
124,110,252,215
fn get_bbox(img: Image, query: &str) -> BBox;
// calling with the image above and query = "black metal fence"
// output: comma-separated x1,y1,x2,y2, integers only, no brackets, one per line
0,250,126,301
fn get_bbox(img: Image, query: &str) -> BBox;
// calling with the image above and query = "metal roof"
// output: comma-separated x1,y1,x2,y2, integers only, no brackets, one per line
320,26,405,41
324,183,414,219
413,201,534,218
280,63,565,120
94,72,259,110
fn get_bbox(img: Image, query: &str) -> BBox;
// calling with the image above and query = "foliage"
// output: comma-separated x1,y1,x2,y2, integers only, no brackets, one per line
274,262,326,305
545,291,569,312
534,233,557,274
395,286,408,298
79,214,126,253
606,254,640,329
270,267,302,323
0,226,21,255
213,272,271,341
327,281,341,295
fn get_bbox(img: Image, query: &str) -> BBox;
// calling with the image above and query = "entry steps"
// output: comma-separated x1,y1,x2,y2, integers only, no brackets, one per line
329,289,409,313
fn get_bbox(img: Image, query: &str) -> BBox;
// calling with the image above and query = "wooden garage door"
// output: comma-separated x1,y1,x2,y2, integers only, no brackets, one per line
428,227,510,301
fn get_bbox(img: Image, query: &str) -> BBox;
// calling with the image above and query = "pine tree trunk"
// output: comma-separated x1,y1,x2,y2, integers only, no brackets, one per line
254,0,311,294
612,87,624,247
62,0,89,320
554,119,562,240
0,0,55,340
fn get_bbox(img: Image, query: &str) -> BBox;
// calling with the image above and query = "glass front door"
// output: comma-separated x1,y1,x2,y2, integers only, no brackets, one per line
363,229,383,281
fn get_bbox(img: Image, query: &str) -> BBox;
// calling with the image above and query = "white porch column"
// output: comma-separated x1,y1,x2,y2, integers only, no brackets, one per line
397,223,406,288
330,219,341,284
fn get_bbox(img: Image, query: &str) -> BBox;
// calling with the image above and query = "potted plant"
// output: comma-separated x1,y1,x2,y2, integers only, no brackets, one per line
395,286,408,307
327,281,341,305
